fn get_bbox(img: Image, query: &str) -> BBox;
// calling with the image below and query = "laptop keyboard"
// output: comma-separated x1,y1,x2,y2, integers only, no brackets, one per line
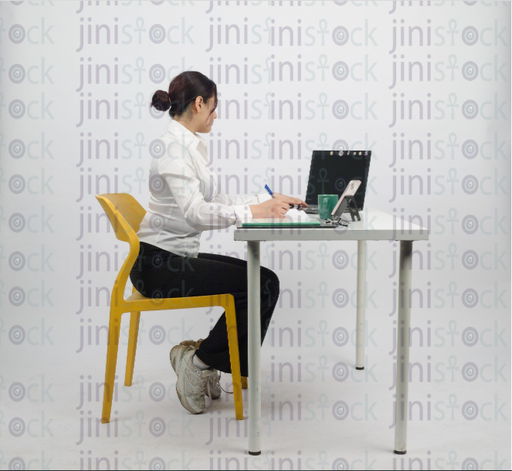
304,205,318,214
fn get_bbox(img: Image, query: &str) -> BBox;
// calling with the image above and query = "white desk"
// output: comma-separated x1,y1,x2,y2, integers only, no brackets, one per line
234,207,429,455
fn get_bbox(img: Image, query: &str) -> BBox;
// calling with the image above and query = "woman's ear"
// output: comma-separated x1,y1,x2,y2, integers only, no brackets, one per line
193,96,204,113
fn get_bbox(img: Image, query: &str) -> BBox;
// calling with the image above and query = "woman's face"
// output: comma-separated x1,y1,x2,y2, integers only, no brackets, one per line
195,95,217,133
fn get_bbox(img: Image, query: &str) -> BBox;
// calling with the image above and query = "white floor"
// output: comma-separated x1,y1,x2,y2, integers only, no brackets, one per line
2,304,510,470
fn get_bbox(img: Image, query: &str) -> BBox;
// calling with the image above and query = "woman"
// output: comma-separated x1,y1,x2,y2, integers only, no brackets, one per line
130,71,307,415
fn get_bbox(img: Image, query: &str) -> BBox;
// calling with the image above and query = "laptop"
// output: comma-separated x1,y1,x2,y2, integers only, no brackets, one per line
303,150,372,214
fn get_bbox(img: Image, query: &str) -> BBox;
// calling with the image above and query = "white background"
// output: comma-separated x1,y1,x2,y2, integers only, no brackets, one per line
0,1,510,469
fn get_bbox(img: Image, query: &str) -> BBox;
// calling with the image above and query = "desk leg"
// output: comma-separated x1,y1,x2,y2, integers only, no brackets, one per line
394,240,413,454
355,240,366,370
247,240,261,455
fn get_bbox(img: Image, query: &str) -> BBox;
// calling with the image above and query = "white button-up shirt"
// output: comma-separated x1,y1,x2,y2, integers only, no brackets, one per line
136,119,272,258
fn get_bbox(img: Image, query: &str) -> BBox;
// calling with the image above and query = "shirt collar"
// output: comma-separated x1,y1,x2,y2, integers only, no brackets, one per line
167,118,208,151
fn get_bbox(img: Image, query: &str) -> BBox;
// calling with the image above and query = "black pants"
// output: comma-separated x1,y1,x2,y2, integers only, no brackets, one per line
129,242,280,377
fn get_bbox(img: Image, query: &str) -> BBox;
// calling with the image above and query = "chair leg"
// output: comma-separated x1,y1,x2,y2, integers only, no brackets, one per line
125,310,141,387
224,295,244,420
242,377,248,389
101,312,122,424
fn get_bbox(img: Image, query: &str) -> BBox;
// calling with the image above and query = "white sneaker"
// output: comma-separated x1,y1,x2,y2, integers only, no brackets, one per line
204,368,234,400
179,338,204,349
208,369,222,400
170,345,216,414
179,339,222,400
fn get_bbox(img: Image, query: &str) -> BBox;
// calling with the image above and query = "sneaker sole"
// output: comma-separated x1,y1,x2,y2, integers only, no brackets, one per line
175,385,203,414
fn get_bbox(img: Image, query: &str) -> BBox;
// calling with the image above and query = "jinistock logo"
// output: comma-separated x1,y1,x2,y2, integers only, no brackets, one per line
7,19,54,44
4,319,54,345
388,92,508,128
388,166,508,203
388,319,508,353
7,376,54,403
75,17,195,52
388,132,508,166
391,449,509,471
205,18,351,52
5,58,55,85
389,53,507,89
1,452,53,471
388,17,508,49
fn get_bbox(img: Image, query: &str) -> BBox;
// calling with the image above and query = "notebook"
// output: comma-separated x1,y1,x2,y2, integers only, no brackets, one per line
240,208,321,227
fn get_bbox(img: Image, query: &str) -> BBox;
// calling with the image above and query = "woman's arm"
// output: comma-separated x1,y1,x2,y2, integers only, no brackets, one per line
158,151,251,231
211,191,273,207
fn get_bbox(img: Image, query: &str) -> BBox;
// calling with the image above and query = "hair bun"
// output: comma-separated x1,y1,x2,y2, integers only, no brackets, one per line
151,89,171,112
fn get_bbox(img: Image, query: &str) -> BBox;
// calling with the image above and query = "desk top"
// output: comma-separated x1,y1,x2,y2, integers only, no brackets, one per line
234,208,429,242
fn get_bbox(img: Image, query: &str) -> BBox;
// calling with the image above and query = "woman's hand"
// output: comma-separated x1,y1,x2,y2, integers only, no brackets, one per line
249,198,291,218
272,192,308,208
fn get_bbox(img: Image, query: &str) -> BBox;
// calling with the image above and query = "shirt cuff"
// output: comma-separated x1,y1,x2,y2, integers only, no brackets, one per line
257,192,273,203
232,204,254,226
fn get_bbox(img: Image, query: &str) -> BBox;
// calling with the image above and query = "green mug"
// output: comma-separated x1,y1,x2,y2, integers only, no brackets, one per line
318,194,338,219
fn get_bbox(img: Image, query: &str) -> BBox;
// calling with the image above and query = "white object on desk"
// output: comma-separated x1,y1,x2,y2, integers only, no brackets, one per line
239,208,319,227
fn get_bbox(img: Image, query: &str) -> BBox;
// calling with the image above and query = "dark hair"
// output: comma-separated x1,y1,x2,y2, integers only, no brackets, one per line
151,71,217,119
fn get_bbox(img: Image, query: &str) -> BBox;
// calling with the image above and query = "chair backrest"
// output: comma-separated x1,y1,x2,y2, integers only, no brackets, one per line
95,193,146,243
95,194,147,305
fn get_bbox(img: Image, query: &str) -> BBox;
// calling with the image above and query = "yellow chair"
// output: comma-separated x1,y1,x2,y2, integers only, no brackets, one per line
96,193,248,423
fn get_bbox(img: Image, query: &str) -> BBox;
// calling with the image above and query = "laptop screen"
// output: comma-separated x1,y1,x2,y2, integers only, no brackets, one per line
305,150,372,210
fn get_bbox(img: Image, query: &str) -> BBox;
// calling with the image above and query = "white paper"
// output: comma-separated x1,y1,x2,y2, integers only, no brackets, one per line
242,208,318,226
282,208,316,223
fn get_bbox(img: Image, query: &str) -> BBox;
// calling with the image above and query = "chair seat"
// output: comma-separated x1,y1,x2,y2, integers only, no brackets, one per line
126,290,154,302
124,290,233,312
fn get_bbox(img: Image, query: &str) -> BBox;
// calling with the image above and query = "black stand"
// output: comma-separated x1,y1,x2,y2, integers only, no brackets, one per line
333,195,361,223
